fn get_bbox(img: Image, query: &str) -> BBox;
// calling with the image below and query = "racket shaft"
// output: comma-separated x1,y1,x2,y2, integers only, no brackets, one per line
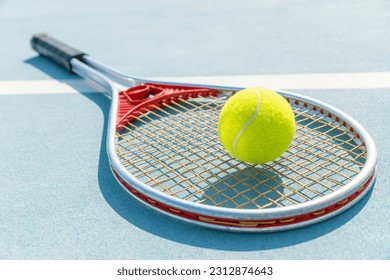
31,33,238,93
70,59,115,97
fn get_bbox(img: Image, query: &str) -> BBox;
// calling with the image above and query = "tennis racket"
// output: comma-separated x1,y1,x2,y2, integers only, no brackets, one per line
31,33,377,232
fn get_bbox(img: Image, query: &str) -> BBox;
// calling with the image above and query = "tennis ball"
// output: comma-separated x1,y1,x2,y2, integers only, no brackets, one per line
218,87,295,164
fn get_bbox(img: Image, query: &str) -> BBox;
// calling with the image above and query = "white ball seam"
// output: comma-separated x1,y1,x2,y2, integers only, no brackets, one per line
232,89,262,158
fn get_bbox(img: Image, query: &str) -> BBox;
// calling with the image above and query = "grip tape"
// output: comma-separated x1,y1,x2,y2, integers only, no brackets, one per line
31,33,86,72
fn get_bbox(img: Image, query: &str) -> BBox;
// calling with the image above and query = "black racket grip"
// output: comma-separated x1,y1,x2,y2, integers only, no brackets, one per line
31,33,86,73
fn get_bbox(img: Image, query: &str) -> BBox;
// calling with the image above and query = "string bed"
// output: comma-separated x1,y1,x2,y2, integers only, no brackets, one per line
115,94,366,210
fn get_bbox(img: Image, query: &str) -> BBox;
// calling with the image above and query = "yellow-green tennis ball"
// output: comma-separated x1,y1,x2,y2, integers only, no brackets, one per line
218,87,295,164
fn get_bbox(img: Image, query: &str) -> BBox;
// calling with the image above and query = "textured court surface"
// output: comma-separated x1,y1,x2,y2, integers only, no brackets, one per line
1,0,390,259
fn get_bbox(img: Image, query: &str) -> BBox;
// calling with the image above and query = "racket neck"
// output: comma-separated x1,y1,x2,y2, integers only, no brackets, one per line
81,56,140,87
70,58,118,99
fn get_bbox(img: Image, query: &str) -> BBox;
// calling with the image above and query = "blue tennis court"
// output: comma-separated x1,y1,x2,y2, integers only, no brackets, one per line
0,0,389,259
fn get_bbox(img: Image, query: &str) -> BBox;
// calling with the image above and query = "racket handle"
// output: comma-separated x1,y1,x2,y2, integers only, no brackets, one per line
31,33,86,73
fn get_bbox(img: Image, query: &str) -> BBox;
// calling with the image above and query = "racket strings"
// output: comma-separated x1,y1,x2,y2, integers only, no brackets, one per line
115,95,367,210
117,97,225,200
274,105,366,201
293,107,365,178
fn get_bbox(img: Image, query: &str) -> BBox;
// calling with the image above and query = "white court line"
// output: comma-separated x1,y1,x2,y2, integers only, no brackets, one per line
0,79,98,95
1,72,390,95
166,72,390,90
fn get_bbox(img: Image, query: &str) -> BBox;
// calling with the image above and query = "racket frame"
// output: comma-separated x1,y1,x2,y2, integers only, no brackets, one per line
30,33,377,231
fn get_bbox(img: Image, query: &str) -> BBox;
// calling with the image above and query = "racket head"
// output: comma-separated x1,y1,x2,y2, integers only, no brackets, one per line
107,82,377,232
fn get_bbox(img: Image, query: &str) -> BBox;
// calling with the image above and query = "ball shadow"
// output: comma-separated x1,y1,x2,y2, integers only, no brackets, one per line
201,167,285,210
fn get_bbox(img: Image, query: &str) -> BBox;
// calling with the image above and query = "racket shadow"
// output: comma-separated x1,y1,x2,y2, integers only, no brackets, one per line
86,90,373,251
25,56,77,80
27,56,374,252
